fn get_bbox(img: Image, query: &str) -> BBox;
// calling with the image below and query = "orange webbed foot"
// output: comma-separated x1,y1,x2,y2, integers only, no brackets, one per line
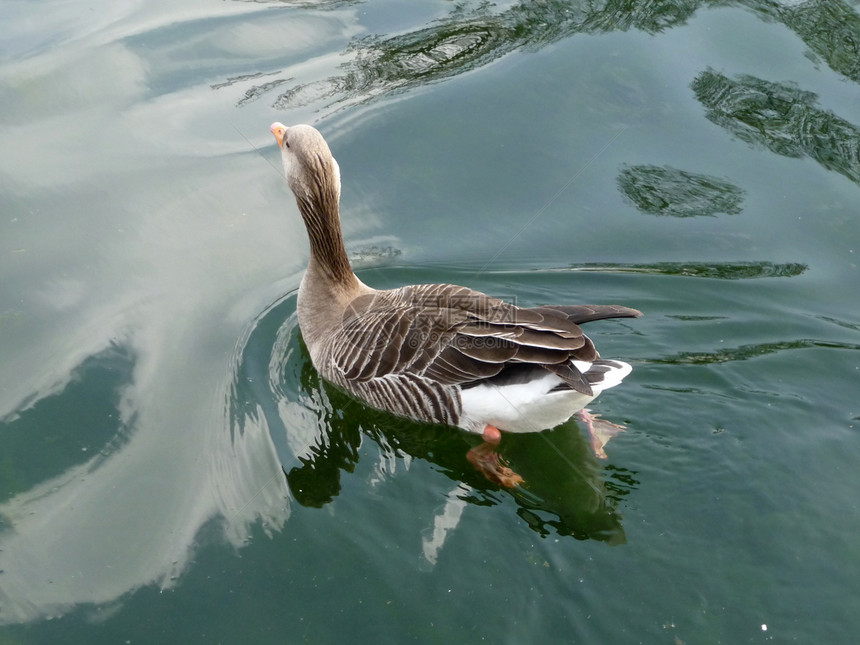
467,426,524,488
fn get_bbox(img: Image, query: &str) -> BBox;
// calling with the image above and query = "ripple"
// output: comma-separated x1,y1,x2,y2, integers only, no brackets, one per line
233,284,632,544
563,261,808,280
647,338,860,365
617,164,745,218
692,69,860,185
220,1,860,119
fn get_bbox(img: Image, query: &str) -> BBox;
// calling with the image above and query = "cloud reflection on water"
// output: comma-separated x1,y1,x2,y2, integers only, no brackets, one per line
0,2,318,622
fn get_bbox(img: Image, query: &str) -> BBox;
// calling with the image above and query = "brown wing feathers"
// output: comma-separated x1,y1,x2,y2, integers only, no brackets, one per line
332,284,637,396
534,304,643,324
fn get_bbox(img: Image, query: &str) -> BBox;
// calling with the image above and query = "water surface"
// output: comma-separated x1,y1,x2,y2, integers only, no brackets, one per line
1,1,859,642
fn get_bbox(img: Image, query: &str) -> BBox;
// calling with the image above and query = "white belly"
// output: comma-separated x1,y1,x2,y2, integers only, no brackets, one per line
457,361,631,434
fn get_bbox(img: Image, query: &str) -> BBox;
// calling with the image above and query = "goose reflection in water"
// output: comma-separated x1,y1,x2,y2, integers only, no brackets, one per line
247,313,634,553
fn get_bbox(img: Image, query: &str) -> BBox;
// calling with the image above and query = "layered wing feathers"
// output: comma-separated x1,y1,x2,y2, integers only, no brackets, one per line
327,284,640,398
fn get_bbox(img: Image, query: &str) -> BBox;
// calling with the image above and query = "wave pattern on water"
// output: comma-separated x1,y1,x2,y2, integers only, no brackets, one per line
692,69,860,185
564,261,809,279
647,338,860,365
617,164,745,217
746,0,860,83
216,0,860,117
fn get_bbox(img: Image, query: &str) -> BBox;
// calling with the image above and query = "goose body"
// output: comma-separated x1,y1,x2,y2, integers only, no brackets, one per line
271,122,641,447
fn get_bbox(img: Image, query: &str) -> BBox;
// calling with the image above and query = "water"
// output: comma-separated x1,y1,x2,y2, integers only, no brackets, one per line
2,0,859,642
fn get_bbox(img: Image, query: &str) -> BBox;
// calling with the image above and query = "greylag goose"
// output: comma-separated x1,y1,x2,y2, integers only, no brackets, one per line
271,122,641,486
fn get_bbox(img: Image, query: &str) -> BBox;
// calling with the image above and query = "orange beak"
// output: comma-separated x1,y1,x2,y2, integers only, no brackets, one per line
270,122,287,147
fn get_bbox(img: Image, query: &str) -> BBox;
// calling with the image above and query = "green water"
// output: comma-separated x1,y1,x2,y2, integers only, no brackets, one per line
2,1,859,642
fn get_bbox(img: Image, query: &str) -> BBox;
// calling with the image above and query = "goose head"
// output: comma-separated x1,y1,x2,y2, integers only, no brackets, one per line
270,122,356,289
270,122,341,209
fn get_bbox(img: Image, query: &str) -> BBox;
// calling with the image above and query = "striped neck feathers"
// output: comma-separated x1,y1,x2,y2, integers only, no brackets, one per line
291,153,354,287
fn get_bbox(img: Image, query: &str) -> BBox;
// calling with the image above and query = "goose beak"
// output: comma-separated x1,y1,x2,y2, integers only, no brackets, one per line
270,122,287,147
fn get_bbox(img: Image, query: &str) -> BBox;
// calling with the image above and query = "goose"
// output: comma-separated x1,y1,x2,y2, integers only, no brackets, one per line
270,122,641,486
